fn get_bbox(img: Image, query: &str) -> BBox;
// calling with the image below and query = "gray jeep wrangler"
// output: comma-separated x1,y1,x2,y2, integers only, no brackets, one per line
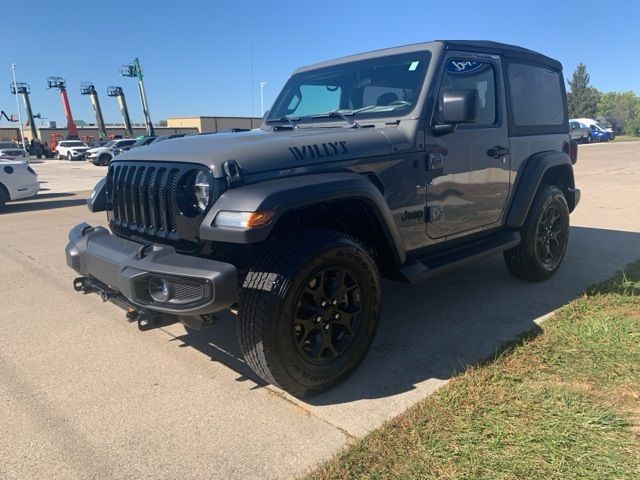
66,40,580,396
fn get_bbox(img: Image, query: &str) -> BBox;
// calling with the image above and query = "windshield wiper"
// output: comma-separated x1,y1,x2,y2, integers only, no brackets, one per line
265,116,300,129
311,111,360,128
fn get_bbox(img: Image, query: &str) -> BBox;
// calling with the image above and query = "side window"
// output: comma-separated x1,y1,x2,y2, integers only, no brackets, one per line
438,59,497,126
508,62,564,126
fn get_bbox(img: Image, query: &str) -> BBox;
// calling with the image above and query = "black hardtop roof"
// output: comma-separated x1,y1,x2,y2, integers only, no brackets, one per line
294,40,562,74
440,40,562,70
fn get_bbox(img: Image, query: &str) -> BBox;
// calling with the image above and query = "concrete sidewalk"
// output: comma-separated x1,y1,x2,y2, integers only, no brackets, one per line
1,142,639,479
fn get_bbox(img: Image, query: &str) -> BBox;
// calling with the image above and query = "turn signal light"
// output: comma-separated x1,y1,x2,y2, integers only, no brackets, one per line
214,210,275,229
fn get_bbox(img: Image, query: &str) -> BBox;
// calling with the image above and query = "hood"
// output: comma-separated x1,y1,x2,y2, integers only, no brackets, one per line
114,127,394,178
70,147,89,152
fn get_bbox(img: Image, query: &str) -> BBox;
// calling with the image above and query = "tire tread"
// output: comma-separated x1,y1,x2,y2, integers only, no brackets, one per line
504,184,568,281
238,228,376,395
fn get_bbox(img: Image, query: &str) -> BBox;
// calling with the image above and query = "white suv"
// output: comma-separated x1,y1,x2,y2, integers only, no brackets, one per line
86,139,136,166
56,140,90,160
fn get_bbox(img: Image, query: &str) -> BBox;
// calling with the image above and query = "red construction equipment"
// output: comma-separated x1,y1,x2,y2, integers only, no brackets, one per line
47,76,78,139
49,132,64,152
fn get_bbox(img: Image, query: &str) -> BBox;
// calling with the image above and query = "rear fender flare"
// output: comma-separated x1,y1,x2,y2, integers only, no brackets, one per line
506,151,575,227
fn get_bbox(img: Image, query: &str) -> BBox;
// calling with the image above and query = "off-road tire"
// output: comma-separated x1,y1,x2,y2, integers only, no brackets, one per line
237,228,381,397
504,184,569,281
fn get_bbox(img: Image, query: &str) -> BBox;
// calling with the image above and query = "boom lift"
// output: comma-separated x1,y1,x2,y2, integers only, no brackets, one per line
1,111,18,123
47,76,78,139
9,82,47,157
107,86,134,137
80,82,107,140
120,58,154,136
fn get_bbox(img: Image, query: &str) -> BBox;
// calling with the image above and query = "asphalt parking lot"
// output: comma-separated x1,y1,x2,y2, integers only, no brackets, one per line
2,143,640,480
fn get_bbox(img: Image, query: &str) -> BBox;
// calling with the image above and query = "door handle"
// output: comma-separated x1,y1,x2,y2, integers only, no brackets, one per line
487,146,510,158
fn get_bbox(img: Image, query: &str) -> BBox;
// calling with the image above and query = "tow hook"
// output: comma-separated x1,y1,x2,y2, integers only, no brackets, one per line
126,306,161,331
73,277,96,294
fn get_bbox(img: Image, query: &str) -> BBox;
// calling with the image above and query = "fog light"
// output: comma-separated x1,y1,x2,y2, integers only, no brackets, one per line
148,277,170,302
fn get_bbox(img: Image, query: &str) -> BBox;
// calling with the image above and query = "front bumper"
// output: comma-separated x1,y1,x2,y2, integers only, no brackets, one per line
65,223,238,315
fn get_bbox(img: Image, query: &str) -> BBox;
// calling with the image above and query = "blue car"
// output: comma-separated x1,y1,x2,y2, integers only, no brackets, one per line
588,126,612,143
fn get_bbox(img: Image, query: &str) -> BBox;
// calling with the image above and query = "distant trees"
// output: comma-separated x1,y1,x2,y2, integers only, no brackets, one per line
598,91,640,135
567,64,640,136
567,63,601,118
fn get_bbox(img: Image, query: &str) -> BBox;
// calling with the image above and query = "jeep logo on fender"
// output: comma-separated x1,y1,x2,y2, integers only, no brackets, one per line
289,141,348,161
401,209,424,222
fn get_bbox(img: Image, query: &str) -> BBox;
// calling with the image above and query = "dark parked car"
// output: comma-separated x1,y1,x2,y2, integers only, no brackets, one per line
67,40,579,396
122,136,157,151
151,133,187,143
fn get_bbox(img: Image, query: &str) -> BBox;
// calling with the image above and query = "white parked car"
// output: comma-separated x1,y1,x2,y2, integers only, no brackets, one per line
86,139,136,166
56,140,90,160
0,157,39,208
0,141,28,160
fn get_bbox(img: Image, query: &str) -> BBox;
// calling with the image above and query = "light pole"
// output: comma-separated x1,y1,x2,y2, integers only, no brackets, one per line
10,63,26,150
260,81,268,116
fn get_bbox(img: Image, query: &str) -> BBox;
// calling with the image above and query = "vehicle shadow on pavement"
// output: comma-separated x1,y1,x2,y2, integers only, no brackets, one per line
2,196,87,214
174,226,640,404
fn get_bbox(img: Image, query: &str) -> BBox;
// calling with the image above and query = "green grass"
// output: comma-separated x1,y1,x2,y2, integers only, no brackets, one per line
613,135,640,142
309,261,640,480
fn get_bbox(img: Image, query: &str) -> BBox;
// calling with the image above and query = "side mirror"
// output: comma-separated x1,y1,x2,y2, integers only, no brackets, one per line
442,89,478,124
432,89,478,135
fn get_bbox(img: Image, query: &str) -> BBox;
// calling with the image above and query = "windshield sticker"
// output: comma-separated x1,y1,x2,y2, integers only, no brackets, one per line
445,60,489,75
408,61,420,71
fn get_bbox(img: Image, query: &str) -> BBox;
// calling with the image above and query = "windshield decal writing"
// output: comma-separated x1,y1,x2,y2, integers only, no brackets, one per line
445,60,490,75
289,141,348,161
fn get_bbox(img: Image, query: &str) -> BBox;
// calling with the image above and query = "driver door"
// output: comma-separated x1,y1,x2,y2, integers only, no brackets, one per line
426,53,510,239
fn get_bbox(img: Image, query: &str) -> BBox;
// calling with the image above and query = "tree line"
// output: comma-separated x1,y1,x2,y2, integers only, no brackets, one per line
567,63,640,136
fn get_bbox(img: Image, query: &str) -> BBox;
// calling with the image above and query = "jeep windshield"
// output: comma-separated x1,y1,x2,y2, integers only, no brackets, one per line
267,51,430,126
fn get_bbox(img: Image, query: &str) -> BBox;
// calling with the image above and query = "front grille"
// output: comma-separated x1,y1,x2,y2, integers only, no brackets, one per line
106,161,214,250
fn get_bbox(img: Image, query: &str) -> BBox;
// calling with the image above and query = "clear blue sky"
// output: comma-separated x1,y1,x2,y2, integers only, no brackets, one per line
2,0,638,126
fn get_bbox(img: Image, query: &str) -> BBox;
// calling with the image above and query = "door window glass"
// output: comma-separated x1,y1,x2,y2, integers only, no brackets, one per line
438,60,497,126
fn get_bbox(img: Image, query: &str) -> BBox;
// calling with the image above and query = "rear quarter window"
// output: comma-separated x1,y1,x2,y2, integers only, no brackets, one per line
507,62,567,135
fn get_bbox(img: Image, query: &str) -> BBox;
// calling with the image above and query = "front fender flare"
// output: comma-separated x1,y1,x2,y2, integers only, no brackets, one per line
200,172,406,264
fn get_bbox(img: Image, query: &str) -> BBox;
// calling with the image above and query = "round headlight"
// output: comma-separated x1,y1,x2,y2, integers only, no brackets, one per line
148,277,170,303
194,171,211,211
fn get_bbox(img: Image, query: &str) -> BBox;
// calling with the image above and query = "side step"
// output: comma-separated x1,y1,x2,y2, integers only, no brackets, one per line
396,230,521,284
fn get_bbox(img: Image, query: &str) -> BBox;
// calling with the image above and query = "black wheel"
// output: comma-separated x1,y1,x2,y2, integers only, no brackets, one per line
55,151,60,159
592,137,601,143
66,153,71,160
238,228,381,396
504,184,569,281
99,153,111,166
0,184,8,209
